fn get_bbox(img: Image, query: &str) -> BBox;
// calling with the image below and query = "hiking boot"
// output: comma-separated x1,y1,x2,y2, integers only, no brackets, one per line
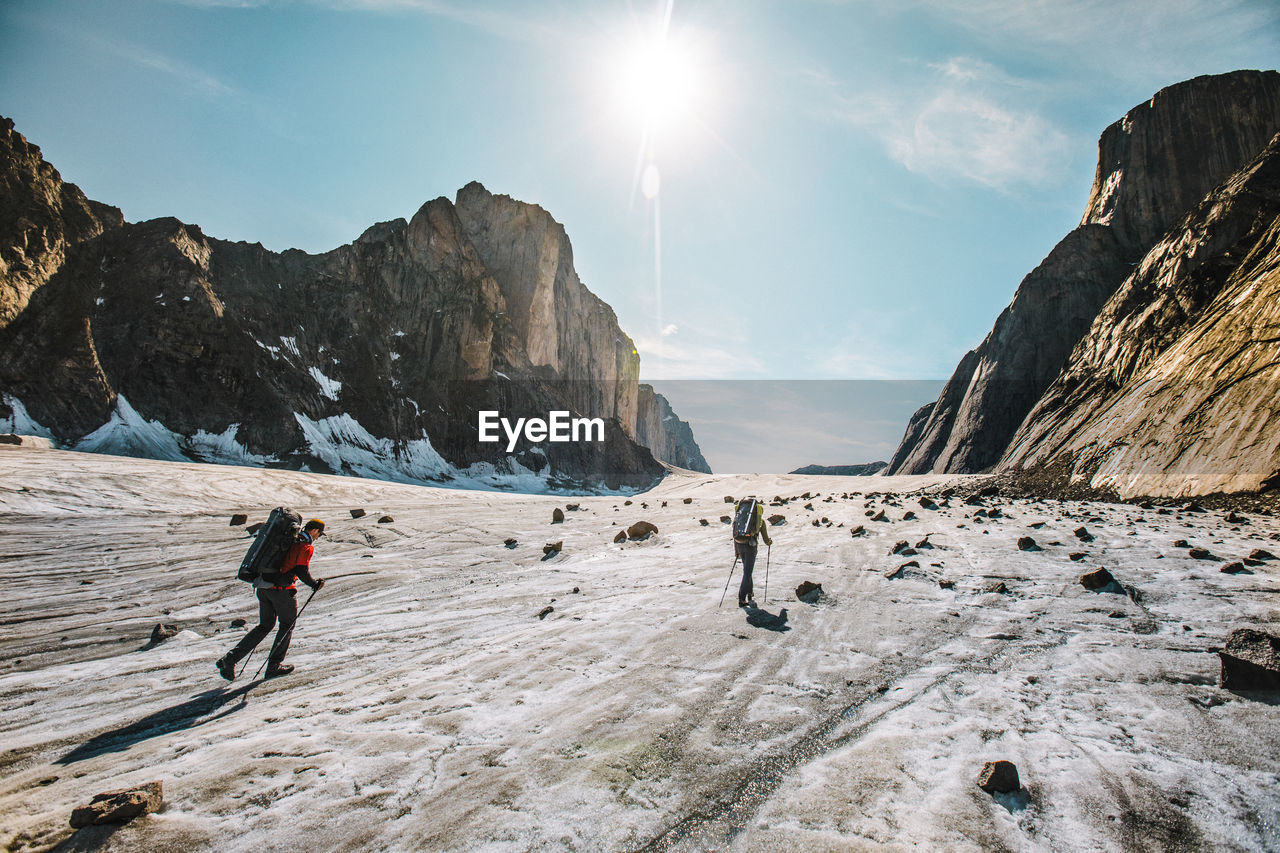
264,662,294,679
216,655,236,682
738,600,748,608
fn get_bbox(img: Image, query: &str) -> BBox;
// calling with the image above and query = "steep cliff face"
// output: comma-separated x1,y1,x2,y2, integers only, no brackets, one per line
0,117,123,327
454,182,640,438
635,384,712,473
1001,133,1280,497
887,70,1280,477
0,122,694,492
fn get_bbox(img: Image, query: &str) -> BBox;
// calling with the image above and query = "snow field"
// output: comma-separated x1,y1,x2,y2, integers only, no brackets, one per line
1,447,1278,851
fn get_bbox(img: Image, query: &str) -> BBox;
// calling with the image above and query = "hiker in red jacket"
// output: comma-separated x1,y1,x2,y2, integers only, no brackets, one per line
218,519,326,680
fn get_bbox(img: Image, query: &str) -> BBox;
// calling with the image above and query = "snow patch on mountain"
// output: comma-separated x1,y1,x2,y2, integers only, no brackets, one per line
0,395,56,439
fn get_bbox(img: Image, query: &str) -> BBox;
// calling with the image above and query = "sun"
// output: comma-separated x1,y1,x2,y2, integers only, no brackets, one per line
616,31,702,137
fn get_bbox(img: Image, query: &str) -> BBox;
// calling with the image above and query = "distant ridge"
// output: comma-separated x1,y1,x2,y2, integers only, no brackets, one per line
789,462,887,476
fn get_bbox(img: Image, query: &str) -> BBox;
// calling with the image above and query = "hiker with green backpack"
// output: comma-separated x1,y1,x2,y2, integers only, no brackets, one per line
731,496,772,607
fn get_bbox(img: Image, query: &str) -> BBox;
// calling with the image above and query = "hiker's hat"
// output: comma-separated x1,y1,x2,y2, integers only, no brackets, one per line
305,518,326,533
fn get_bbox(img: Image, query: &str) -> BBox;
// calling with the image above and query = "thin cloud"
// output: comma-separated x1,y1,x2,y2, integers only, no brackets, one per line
801,57,1071,190
307,0,562,43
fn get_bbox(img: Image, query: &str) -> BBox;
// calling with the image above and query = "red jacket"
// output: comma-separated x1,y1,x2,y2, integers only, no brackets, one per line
273,534,319,590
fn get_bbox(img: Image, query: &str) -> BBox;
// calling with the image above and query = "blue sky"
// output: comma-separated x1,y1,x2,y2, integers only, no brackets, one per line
2,0,1278,472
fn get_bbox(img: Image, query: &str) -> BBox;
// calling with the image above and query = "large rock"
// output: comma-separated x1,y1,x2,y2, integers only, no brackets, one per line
1218,628,1280,690
976,761,1021,794
0,124,695,492
886,71,1280,482
69,781,163,828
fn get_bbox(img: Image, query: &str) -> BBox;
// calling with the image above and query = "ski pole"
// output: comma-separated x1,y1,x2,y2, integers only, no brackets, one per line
251,586,319,680
763,544,771,605
718,554,740,608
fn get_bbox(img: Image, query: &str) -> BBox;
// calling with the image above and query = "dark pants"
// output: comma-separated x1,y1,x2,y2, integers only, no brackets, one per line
227,587,297,666
736,541,758,604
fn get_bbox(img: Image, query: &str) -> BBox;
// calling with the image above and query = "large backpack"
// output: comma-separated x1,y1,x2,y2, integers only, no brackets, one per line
732,498,760,543
238,507,303,583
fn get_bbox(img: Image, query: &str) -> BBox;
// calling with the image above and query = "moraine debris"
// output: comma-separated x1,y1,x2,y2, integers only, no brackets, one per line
70,781,164,828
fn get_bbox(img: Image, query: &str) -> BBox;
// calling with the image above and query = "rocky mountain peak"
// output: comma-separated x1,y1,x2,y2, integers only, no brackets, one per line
1081,70,1280,252
0,118,708,491
886,70,1280,484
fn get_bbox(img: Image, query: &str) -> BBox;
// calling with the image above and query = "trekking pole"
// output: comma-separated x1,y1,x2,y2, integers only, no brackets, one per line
763,544,771,605
251,586,320,680
718,554,740,608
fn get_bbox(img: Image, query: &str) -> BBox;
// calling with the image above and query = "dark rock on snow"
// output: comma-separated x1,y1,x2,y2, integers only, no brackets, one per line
70,781,164,828
795,581,823,603
976,761,1021,794
1079,567,1117,590
626,520,658,540
1218,628,1280,690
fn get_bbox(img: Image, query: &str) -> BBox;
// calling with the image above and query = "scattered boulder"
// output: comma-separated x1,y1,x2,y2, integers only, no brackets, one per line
627,521,659,540
804,502,815,511
1069,552,1087,561
891,540,910,555
1218,628,1280,690
1220,562,1246,574
795,581,823,603
613,531,627,543
504,538,518,549
724,496,735,503
378,515,394,524
683,497,693,504
965,496,985,506
1188,548,1215,560
70,781,164,828
720,516,731,524
229,514,247,526
625,500,633,506
699,518,710,526
849,525,866,537
1017,537,1041,551
552,508,565,524
230,618,247,628
871,511,888,522
918,496,938,510
1074,527,1095,542
987,581,1009,594
902,511,916,521
566,503,581,511
537,606,554,620
1184,502,1207,513
246,522,265,535
542,541,562,556
768,514,786,525
149,624,179,644
1079,567,1116,590
1225,511,1248,524
349,508,366,519
1173,539,1190,548
939,579,956,589
886,560,920,580
915,535,932,549
976,761,1021,794
1249,548,1276,561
